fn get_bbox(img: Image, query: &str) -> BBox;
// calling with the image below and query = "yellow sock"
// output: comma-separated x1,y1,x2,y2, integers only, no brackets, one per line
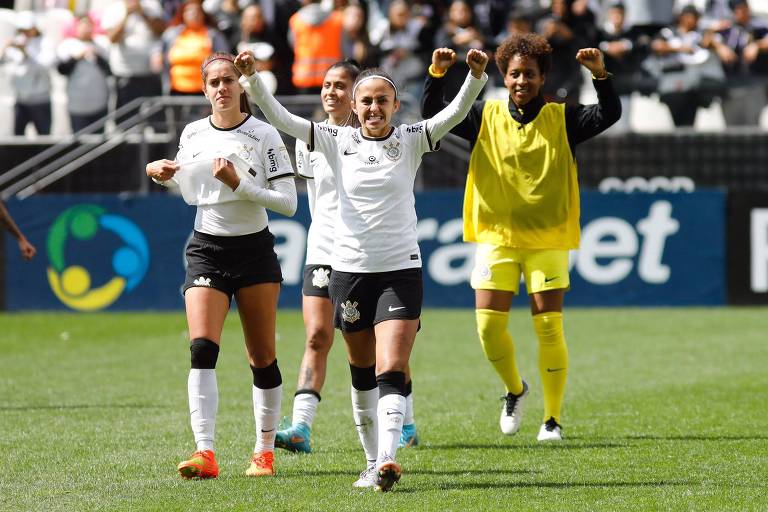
533,312,568,423
475,309,524,395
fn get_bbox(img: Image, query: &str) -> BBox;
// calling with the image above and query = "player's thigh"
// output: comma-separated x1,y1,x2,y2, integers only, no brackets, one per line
235,282,281,364
529,289,565,315
374,318,419,374
342,328,376,368
475,289,515,311
184,286,231,343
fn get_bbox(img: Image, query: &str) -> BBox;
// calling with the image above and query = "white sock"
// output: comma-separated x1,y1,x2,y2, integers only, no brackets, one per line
404,391,415,426
188,369,218,452
377,393,406,465
292,392,319,428
351,386,379,464
253,384,282,453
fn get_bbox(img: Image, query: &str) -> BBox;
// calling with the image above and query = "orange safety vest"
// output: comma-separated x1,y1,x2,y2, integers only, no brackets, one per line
289,10,343,89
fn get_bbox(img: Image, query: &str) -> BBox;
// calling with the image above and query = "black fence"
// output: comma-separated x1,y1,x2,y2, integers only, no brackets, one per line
3,130,768,195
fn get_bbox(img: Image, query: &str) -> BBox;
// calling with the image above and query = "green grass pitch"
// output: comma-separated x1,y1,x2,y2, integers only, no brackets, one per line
1,308,766,511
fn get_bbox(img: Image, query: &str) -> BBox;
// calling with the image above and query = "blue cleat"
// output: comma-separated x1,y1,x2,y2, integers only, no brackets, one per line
274,422,311,453
398,423,419,448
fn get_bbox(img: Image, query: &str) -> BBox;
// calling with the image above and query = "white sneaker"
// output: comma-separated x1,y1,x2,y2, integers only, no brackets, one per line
537,417,563,441
500,381,528,435
352,463,377,488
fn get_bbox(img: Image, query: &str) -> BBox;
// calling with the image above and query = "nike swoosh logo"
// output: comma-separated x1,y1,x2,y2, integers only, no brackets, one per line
386,411,403,416
544,276,558,283
192,151,202,158
546,368,566,373
343,149,357,155
261,428,276,433
388,306,405,312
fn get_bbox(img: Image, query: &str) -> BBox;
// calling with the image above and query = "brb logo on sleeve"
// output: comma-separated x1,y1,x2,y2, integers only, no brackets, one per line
46,204,149,311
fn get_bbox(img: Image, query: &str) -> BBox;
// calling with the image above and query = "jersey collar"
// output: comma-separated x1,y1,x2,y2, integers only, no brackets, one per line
209,114,251,131
360,126,395,141
508,95,545,126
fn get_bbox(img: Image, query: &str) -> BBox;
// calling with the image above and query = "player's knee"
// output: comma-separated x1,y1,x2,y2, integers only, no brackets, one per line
533,312,564,342
190,338,219,369
349,363,377,391
250,359,282,389
305,325,333,353
376,371,406,397
475,309,508,341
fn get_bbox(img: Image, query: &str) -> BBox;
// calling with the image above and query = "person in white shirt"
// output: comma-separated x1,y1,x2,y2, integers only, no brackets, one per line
0,11,55,135
235,46,488,491
101,0,165,125
145,52,297,480
274,61,420,470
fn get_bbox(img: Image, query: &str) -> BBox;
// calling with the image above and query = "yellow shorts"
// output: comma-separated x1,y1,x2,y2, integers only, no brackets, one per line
470,244,570,295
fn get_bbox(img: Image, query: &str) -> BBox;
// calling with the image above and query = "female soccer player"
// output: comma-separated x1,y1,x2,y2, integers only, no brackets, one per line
145,52,297,479
235,47,488,491
422,34,621,441
275,61,420,457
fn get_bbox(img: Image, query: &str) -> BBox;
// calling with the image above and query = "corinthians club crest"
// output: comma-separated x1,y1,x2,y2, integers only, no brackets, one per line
238,143,254,160
383,140,401,161
341,300,360,323
311,267,330,288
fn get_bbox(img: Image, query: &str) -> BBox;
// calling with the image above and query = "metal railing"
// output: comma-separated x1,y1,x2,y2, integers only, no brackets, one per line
0,90,435,199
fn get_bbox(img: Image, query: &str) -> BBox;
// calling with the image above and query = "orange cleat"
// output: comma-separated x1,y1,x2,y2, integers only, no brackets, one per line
177,450,219,479
245,451,275,477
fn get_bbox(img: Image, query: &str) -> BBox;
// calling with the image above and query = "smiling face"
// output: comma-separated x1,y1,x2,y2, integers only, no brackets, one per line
353,78,400,137
202,60,243,113
321,67,354,122
504,53,545,107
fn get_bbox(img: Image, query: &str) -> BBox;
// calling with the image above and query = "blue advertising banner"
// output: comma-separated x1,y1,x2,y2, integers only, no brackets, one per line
3,190,725,311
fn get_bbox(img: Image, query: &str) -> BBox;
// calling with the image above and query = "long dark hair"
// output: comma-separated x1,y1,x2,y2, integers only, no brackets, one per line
201,53,252,115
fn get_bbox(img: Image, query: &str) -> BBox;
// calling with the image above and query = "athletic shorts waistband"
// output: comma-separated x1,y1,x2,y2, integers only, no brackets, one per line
193,228,271,247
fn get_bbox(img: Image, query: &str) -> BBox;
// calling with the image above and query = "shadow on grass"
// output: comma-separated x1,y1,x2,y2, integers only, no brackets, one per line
0,403,168,411
427,442,627,450
409,468,539,476
275,468,538,479
624,434,768,442
393,480,697,493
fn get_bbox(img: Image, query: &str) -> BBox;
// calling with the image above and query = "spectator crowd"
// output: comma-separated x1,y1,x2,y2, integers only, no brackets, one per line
2,0,768,134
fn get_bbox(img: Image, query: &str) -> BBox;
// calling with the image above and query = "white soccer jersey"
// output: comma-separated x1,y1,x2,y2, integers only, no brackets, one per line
241,69,487,271
296,121,337,265
164,115,295,236
309,122,436,272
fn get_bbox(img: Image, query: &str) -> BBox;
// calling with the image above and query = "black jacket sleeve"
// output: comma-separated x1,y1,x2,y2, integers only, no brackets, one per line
564,77,622,150
421,72,484,144
57,58,76,76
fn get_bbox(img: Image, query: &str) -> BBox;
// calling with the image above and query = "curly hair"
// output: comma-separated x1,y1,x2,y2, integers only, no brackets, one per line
495,33,553,76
